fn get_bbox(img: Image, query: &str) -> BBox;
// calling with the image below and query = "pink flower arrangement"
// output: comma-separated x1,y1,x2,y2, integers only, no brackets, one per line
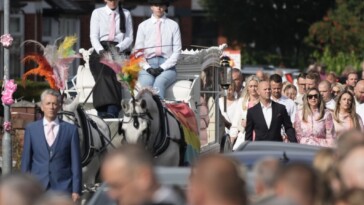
1,79,17,105
0,34,13,48
3,121,12,132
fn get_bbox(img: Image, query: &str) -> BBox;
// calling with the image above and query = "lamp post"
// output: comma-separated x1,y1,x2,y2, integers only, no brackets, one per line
2,0,11,174
219,56,232,112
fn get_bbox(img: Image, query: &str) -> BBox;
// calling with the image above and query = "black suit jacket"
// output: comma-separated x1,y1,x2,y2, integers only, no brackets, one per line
245,101,297,142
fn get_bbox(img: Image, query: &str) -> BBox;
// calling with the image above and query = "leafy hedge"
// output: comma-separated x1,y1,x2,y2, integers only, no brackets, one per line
0,80,50,117
13,80,51,102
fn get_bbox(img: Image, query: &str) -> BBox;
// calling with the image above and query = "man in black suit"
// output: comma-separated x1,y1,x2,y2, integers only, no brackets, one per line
245,81,297,142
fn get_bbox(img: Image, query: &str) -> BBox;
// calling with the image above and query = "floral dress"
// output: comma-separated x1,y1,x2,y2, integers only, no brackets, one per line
294,109,336,147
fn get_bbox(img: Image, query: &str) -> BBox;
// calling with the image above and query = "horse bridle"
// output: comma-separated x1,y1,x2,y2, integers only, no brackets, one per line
120,96,154,145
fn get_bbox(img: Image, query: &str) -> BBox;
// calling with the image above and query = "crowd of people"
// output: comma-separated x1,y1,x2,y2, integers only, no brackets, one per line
4,0,364,204
219,63,364,149
4,137,364,205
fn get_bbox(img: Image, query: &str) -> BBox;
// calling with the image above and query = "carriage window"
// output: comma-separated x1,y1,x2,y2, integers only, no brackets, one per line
200,65,222,148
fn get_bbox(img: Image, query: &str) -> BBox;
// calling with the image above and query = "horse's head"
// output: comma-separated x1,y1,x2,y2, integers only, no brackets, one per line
121,97,152,144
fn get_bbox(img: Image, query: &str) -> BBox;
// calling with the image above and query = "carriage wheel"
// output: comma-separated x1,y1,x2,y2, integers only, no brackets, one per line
220,134,232,153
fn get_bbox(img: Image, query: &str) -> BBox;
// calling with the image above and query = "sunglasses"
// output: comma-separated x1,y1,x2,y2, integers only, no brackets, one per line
308,94,319,99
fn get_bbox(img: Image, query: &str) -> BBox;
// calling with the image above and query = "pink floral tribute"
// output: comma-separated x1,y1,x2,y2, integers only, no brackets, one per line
2,79,17,105
3,121,12,132
0,34,13,48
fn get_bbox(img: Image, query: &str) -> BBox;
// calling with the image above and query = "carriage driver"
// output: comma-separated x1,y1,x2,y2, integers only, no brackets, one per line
89,0,133,118
135,0,182,99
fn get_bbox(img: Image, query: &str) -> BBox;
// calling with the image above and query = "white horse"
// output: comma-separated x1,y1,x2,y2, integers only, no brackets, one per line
62,47,201,168
120,89,185,166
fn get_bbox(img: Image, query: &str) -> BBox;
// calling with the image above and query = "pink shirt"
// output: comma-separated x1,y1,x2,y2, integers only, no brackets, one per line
333,113,364,137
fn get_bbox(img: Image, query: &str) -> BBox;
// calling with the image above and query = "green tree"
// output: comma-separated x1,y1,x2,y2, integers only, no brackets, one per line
200,0,334,67
312,47,362,74
306,0,364,54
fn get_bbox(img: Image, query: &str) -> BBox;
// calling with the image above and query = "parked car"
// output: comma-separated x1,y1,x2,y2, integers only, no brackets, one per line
228,141,320,169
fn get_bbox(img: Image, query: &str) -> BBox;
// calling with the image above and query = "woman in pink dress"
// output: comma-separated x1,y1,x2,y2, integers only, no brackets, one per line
232,75,260,150
333,91,364,136
294,88,336,147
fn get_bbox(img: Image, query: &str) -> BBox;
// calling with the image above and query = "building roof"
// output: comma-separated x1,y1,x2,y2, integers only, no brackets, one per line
43,0,89,14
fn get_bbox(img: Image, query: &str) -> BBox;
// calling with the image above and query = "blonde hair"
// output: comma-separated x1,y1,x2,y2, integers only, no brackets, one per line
302,88,325,122
240,75,260,110
333,91,361,129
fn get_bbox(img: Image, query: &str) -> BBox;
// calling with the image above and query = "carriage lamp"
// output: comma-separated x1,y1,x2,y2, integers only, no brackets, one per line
219,56,232,112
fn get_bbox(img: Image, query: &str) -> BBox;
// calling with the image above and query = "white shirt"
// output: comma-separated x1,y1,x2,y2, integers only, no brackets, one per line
135,14,182,70
43,118,60,140
295,93,304,106
272,95,296,123
90,6,133,53
261,102,272,129
152,186,184,205
326,99,336,110
356,103,364,124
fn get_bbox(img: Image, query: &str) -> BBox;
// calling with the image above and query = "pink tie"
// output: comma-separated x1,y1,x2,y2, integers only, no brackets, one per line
46,122,56,146
155,20,162,56
108,12,116,41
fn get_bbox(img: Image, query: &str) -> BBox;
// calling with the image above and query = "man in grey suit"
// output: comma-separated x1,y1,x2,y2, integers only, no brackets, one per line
21,89,81,202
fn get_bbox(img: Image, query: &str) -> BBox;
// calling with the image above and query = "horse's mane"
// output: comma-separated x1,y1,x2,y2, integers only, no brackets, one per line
136,87,158,99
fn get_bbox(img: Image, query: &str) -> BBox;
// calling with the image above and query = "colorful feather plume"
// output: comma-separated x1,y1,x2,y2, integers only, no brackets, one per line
22,54,57,89
99,48,144,96
58,36,77,57
21,35,80,90
119,50,144,96
99,47,127,74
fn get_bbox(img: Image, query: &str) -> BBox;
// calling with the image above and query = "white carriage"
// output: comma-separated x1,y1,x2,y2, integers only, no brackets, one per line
66,44,230,158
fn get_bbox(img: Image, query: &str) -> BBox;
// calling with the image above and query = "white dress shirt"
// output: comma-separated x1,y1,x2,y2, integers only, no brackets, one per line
43,118,60,140
152,186,184,205
326,98,336,110
261,102,272,129
295,93,304,106
90,6,133,53
135,14,182,70
356,102,364,124
272,95,296,123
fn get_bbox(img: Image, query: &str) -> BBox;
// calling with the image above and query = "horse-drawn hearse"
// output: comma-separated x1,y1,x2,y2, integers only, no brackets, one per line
21,41,232,195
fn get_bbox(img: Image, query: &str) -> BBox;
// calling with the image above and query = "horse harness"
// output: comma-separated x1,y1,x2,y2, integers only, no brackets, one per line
121,95,183,158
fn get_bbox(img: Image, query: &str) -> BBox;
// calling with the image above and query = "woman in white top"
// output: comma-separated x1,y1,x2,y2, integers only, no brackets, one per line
219,83,240,139
232,75,260,150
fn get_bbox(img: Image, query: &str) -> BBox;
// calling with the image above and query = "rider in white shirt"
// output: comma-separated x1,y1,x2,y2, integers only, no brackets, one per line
134,0,182,99
89,0,133,118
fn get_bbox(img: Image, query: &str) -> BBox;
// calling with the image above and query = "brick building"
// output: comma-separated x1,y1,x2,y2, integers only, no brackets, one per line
0,0,220,78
